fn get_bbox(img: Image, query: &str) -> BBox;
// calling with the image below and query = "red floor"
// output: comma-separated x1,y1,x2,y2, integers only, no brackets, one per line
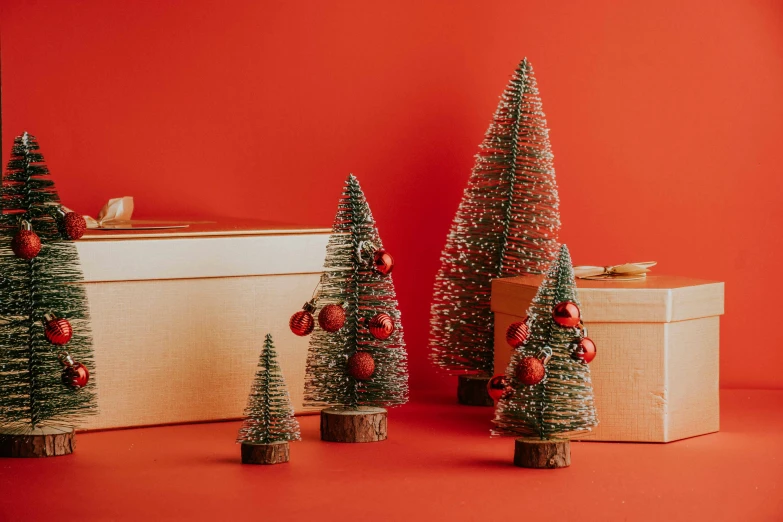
1,389,781,521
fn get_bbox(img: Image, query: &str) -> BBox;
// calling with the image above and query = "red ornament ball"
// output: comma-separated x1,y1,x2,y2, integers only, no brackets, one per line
62,362,90,389
347,351,375,381
515,356,546,385
368,313,395,340
505,318,530,348
61,212,87,240
44,315,73,345
487,374,511,401
553,301,581,328
318,304,346,332
289,310,315,336
573,337,597,364
372,249,395,276
11,229,42,260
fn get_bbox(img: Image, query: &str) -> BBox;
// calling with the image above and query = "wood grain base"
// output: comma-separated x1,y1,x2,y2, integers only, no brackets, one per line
320,407,387,443
457,375,493,406
513,437,571,469
0,426,75,458
241,441,290,464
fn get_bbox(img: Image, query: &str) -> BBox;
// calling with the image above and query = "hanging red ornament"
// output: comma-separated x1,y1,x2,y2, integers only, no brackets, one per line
505,317,530,348
515,356,546,385
289,300,316,336
368,313,395,340
572,337,597,364
59,352,90,389
43,313,73,345
347,351,375,381
11,220,42,260
318,304,346,332
553,301,581,328
487,374,512,401
372,249,395,276
55,206,87,240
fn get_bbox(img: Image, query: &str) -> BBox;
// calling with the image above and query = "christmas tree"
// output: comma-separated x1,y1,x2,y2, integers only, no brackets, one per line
429,58,561,393
238,334,300,464
302,174,407,442
0,133,96,457
492,244,597,468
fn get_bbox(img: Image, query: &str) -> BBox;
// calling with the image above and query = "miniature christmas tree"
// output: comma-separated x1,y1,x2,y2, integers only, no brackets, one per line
0,132,96,458
429,58,561,405
238,333,300,464
301,174,408,443
491,244,598,468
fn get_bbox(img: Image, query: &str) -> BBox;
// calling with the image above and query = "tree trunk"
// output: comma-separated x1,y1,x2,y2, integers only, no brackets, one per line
320,407,387,443
241,441,290,464
0,426,75,458
513,437,571,468
457,375,493,406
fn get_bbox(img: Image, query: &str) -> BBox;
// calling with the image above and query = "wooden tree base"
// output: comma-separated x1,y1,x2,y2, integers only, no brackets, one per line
0,426,75,458
320,406,387,443
513,437,571,469
457,375,493,406
241,441,290,464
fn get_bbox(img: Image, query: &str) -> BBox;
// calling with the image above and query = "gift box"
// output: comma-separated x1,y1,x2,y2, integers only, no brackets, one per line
75,220,330,430
492,275,724,442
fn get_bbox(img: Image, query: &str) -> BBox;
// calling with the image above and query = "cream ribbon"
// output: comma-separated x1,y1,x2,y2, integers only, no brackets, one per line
573,262,656,281
84,196,135,229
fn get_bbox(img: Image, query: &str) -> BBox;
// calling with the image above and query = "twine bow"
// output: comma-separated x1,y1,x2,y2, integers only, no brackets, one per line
573,262,656,281
84,197,191,230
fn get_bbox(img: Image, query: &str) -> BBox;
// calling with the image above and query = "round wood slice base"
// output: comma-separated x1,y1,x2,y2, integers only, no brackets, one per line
320,407,387,443
0,426,75,458
514,437,571,469
241,441,290,465
457,375,493,406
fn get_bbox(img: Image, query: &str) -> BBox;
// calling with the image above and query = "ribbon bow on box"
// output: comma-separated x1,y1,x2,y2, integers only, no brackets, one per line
84,197,190,230
573,262,656,281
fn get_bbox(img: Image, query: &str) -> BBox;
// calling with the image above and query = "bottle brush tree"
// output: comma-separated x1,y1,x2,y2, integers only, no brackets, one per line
429,58,561,405
492,244,598,468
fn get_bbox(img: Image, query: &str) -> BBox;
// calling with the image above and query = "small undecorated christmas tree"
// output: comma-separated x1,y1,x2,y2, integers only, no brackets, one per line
429,58,561,405
303,174,408,443
492,244,598,468
238,334,300,465
0,133,96,458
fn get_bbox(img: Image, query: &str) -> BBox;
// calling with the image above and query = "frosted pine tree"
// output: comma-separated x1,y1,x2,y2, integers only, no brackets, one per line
429,58,561,389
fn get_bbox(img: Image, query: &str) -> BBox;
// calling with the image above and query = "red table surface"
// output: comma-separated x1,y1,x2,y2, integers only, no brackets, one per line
1,389,781,522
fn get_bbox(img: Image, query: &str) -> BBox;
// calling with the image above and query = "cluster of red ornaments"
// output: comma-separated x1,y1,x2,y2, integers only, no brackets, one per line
10,210,87,261
487,300,598,401
42,313,90,390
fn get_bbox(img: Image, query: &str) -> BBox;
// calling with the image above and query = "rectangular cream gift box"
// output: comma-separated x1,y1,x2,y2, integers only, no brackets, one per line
491,275,724,442
75,220,330,430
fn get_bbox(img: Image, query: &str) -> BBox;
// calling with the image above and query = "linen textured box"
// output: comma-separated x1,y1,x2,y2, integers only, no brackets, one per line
74,221,330,431
492,275,724,443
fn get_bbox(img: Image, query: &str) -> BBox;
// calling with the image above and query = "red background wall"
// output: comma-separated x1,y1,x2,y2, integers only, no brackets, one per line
1,0,781,392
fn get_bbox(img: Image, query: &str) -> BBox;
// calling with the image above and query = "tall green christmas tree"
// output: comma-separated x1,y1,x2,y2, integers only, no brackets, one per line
304,174,408,410
0,133,96,455
237,334,300,465
492,245,597,467
429,58,561,395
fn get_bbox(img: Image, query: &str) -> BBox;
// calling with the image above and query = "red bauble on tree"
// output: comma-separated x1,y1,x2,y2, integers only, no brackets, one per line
368,313,395,340
59,352,90,389
318,304,346,332
372,249,394,276
55,207,87,240
553,301,581,328
487,374,512,401
44,314,73,345
505,317,530,348
289,300,316,336
347,351,375,381
572,337,597,364
515,356,546,385
11,221,42,260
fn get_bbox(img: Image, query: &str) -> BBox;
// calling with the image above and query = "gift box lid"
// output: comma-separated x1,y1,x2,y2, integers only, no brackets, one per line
76,219,331,283
491,275,724,323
